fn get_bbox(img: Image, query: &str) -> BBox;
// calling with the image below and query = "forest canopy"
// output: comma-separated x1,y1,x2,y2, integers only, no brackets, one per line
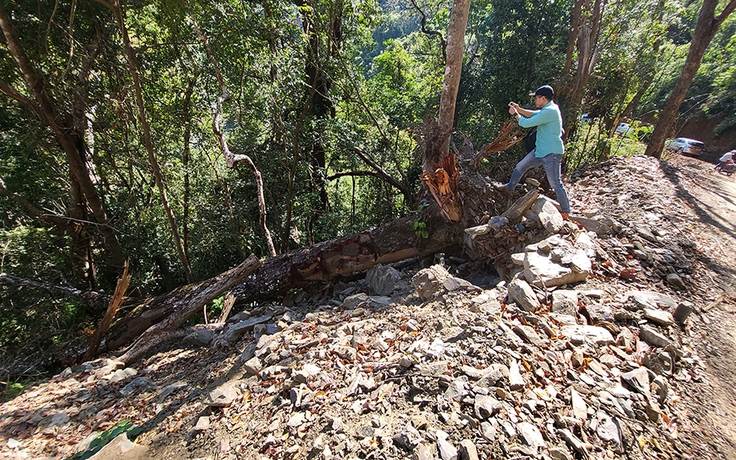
0,0,734,372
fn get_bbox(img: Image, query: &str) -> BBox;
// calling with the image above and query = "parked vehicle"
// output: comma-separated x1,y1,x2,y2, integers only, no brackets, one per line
615,123,631,135
665,137,705,155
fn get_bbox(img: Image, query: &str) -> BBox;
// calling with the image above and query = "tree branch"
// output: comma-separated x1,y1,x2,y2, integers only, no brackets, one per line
192,19,277,257
409,0,447,61
327,171,383,181
351,147,414,205
0,273,111,309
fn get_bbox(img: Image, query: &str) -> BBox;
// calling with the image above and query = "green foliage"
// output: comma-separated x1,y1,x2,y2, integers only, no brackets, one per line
412,203,430,238
1,382,25,402
67,419,142,460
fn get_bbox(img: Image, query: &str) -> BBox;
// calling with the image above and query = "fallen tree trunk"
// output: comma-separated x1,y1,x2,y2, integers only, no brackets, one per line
104,215,458,355
110,254,261,364
101,120,533,361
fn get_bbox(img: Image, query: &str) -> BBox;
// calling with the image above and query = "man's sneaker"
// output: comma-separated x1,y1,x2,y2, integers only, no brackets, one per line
492,181,511,192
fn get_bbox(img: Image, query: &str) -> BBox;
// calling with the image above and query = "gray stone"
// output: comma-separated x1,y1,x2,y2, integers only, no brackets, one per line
665,273,687,290
571,388,587,421
158,381,188,401
243,356,262,376
532,197,564,233
293,363,321,383
651,376,669,404
437,430,458,460
413,443,437,460
595,412,621,444
621,368,650,395
120,377,156,396
585,304,614,323
108,367,137,383
412,265,451,301
509,360,525,390
393,423,422,451
474,394,502,419
227,314,273,334
626,291,677,309
88,434,148,460
458,439,479,460
516,422,545,449
207,384,239,407
569,215,611,236
549,447,573,460
366,264,402,296
513,324,545,346
343,293,369,309
523,248,591,288
639,326,673,348
183,328,215,347
445,376,469,401
674,302,694,324
560,325,614,346
479,422,498,441
49,412,70,426
478,364,507,387
507,278,540,312
643,309,675,327
552,290,578,315
443,276,481,293
616,328,635,350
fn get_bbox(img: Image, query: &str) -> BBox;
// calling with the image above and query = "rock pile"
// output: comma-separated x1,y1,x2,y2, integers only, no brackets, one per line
0,155,724,459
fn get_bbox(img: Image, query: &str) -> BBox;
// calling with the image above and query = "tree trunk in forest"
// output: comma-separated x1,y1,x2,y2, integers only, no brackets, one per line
437,0,470,157
557,0,603,128
294,0,344,239
644,0,736,159
193,21,277,257
0,3,127,272
426,0,471,224
109,0,194,282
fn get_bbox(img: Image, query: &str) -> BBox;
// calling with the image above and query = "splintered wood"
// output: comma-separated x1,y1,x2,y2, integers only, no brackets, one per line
475,119,526,166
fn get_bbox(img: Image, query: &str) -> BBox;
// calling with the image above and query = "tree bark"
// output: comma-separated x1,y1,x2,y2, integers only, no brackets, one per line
108,0,193,282
193,20,277,257
0,3,127,271
438,0,471,156
644,0,736,158
115,254,261,364
423,0,471,225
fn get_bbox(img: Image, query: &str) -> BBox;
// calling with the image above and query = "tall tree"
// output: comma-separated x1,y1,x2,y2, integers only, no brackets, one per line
645,0,736,158
107,0,194,282
557,0,604,124
0,2,127,272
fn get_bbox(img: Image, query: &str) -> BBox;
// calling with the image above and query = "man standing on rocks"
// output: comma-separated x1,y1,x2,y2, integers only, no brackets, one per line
501,85,571,215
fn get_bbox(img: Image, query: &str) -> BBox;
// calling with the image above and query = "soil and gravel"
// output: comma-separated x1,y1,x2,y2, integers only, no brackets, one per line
1,153,736,460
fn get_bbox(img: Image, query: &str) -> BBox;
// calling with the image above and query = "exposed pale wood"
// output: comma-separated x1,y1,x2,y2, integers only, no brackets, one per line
84,263,130,361
114,254,261,364
501,189,540,223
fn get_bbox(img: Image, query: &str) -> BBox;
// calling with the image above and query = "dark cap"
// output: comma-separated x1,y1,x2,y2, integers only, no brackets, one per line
530,85,554,99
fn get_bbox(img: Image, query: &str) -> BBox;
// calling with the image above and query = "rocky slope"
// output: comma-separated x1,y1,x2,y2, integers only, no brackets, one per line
1,154,736,460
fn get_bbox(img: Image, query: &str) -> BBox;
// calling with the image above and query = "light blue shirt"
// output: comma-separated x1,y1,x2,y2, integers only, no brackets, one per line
518,101,564,157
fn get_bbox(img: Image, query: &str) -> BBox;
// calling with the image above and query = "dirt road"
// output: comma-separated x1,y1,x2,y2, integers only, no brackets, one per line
664,153,736,458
